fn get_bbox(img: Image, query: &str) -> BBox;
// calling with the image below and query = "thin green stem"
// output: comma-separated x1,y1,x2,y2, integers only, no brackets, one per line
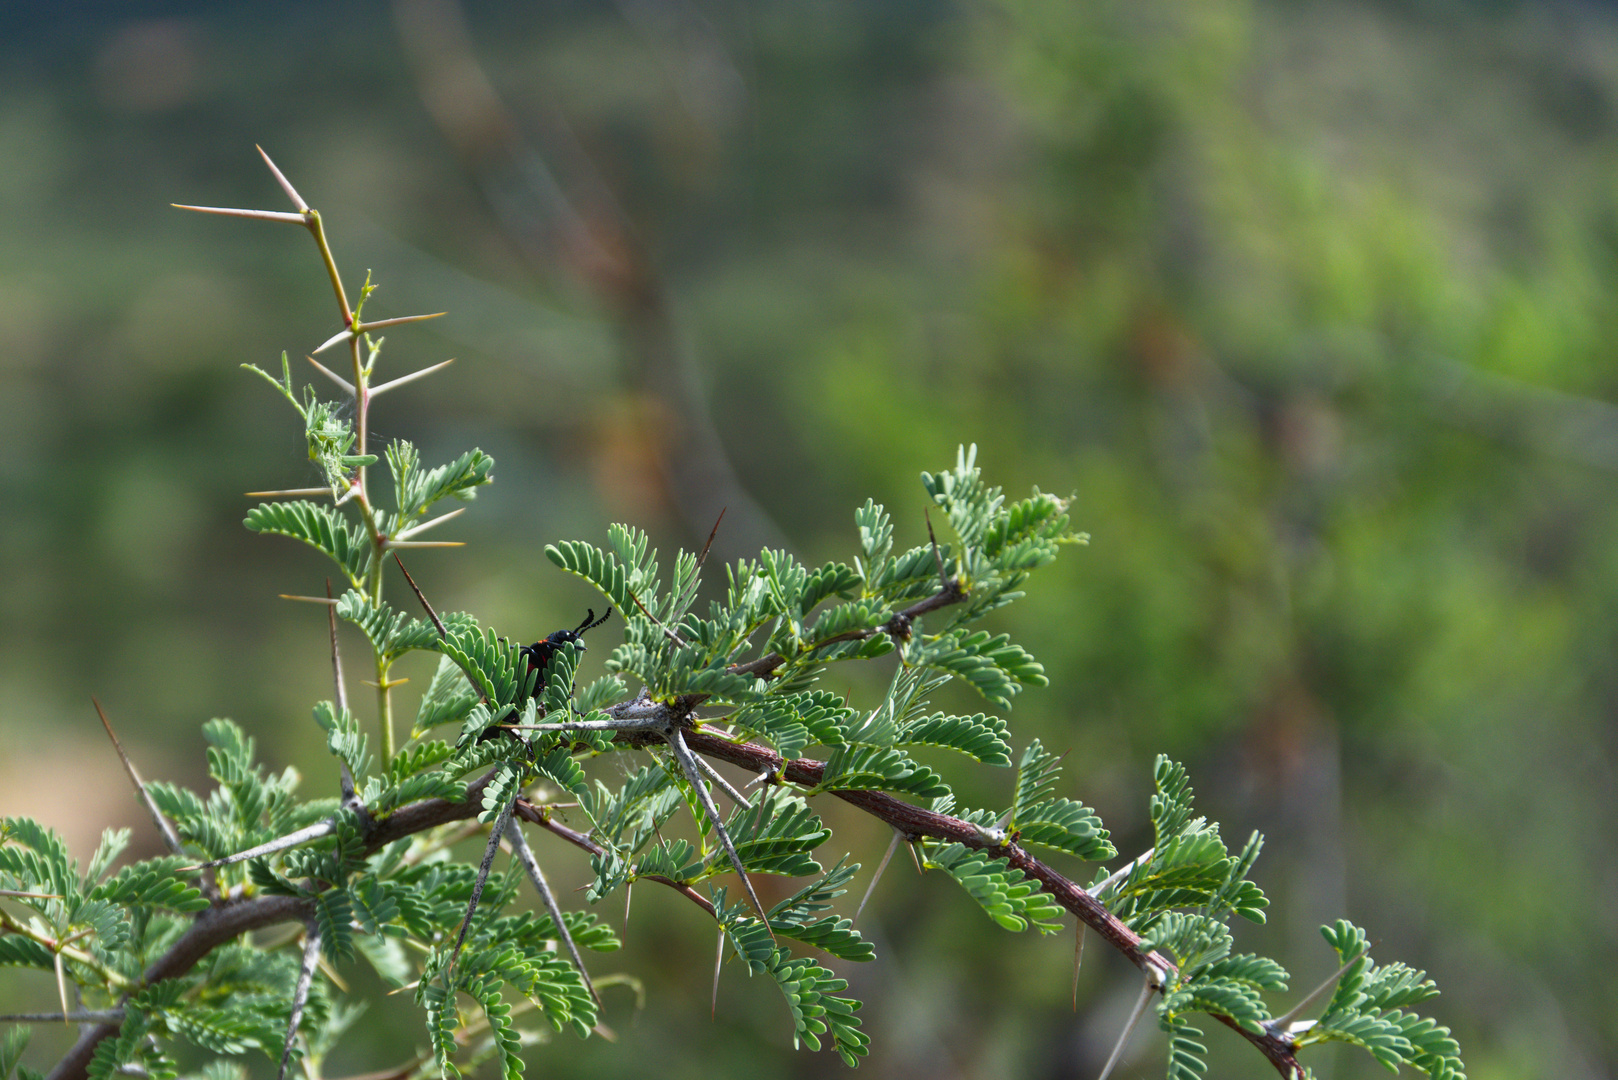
377,655,396,765
300,211,393,761
0,911,132,990
302,211,352,328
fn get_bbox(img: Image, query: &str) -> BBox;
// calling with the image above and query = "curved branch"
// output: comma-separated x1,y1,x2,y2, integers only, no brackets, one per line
678,728,1304,1077
49,775,498,1080
727,578,967,680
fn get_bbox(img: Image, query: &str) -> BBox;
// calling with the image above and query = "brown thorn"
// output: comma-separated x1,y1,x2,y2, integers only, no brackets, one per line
394,553,447,638
924,507,947,587
91,697,218,902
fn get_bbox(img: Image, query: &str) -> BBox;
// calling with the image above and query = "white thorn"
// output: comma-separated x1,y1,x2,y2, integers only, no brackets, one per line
257,145,311,212
392,508,467,541
1096,974,1156,1080
305,354,354,393
371,358,456,397
855,830,902,923
312,328,354,356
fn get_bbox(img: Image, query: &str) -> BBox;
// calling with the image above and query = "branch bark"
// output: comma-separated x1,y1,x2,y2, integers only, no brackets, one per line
679,728,1304,1077
48,701,1301,1080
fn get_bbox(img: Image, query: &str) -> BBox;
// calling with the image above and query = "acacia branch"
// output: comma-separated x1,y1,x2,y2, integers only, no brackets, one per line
727,578,966,680
48,776,499,1080
678,728,1304,1077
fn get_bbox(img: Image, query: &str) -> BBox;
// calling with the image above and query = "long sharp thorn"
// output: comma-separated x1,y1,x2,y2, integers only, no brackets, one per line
246,487,337,498
675,507,725,617
924,507,947,586
53,951,67,1025
855,830,902,923
712,928,723,1019
279,594,340,606
183,819,338,872
623,883,632,938
306,354,355,393
355,311,446,333
1096,974,1155,1080
279,919,321,1080
371,358,455,397
1268,945,1372,1034
91,697,184,859
506,823,598,1006
0,889,62,900
393,508,466,541
384,540,465,549
171,204,307,224
1089,848,1153,899
257,145,311,212
394,554,447,638
451,798,516,972
668,729,773,940
1073,922,1086,1010
688,751,751,809
312,329,354,356
326,580,356,803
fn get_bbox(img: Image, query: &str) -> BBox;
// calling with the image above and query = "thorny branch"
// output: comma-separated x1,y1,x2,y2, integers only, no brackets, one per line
48,563,1303,1080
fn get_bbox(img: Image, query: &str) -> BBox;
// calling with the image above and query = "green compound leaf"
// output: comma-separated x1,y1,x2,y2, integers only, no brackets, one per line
709,794,830,879
545,540,638,620
1014,798,1115,861
418,980,461,1080
386,441,493,522
762,947,869,1066
1011,739,1063,821
729,691,854,759
244,501,371,587
0,818,76,899
908,629,1044,707
314,890,355,964
313,701,371,784
1160,1015,1208,1080
1300,921,1466,1080
817,744,949,799
925,843,1062,934
87,856,208,913
440,627,535,708
414,655,480,736
897,710,1012,766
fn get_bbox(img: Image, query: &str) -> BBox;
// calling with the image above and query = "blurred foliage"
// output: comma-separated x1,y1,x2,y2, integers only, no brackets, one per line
0,0,1614,1077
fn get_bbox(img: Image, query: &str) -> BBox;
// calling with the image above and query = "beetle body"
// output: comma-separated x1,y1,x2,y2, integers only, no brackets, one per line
520,607,612,699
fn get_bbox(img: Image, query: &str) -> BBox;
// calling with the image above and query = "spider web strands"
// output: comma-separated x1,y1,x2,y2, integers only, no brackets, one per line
678,729,1306,1078
327,578,357,805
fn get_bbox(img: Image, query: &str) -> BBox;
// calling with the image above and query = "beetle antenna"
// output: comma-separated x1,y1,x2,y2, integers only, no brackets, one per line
576,607,613,635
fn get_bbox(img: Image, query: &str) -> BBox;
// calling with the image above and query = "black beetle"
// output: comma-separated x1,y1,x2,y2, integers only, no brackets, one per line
520,607,612,699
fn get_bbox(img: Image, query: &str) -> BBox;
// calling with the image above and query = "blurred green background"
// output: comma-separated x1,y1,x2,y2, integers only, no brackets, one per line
0,0,1613,1076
